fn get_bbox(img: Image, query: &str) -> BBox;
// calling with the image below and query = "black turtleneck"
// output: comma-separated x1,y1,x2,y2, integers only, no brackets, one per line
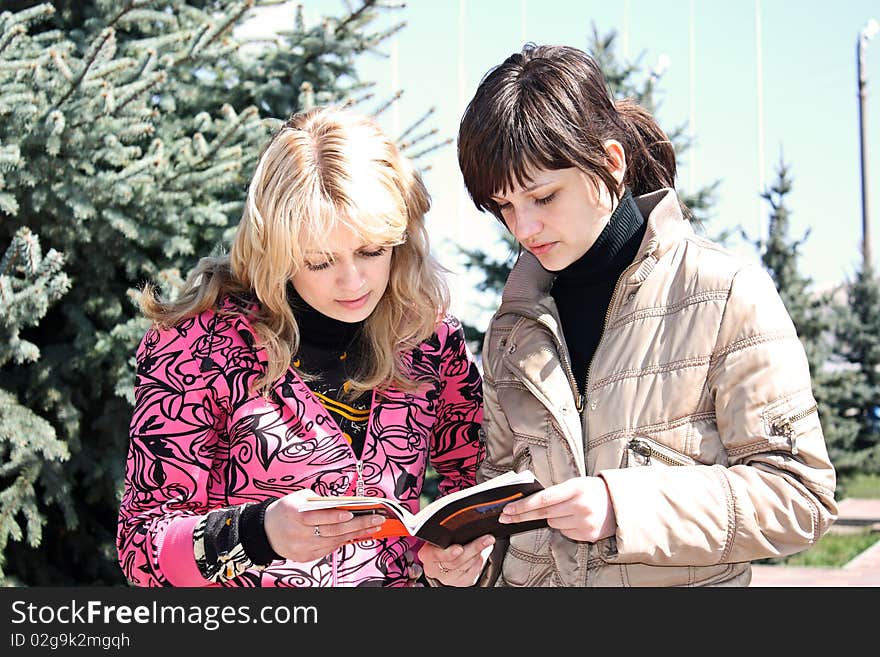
550,189,646,395
287,283,364,354
286,283,372,459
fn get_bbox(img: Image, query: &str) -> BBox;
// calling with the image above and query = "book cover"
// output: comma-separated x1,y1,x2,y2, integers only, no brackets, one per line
300,470,548,548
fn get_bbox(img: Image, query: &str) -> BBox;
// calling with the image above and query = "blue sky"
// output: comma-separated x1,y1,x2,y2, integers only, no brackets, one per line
241,1,880,329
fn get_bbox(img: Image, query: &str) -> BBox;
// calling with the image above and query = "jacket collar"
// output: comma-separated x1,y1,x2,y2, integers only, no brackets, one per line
499,188,690,315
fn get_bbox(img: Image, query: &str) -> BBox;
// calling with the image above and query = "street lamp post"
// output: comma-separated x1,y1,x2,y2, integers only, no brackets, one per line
857,18,878,272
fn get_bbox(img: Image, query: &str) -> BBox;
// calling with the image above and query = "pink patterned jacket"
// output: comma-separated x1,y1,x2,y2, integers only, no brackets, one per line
117,295,484,587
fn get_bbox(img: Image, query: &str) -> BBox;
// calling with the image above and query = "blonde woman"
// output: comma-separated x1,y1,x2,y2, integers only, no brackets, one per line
116,106,485,587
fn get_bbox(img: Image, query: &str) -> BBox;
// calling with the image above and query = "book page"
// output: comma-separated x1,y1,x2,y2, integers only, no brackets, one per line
410,470,538,527
298,496,414,526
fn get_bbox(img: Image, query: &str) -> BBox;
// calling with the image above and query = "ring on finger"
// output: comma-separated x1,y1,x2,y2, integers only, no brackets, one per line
438,561,450,574
314,525,321,537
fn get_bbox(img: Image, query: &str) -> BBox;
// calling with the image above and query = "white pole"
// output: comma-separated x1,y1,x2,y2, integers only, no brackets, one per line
858,19,879,271
688,0,696,194
755,0,766,241
391,25,400,137
457,0,467,238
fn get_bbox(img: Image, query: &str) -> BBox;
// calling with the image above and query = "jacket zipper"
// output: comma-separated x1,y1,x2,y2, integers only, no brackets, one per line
583,254,646,412
626,437,696,466
355,459,365,496
769,403,818,455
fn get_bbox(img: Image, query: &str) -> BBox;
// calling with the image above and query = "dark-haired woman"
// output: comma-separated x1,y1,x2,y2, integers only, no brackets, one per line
419,44,837,587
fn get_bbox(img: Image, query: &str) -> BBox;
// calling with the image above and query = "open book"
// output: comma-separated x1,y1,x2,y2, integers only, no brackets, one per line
298,470,547,548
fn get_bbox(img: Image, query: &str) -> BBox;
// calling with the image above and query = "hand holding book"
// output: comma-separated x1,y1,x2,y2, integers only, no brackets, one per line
418,533,497,587
297,469,548,548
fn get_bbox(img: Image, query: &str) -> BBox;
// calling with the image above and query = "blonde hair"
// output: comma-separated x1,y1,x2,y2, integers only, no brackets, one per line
141,105,449,396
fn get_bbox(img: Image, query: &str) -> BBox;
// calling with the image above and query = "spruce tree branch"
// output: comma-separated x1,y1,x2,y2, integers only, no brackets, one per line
191,105,259,167
0,24,25,57
396,106,434,143
177,1,254,66
300,0,379,71
370,89,402,118
46,0,152,112
107,0,137,27
399,127,438,150
65,71,167,131
47,27,116,114
407,137,452,160
336,0,378,36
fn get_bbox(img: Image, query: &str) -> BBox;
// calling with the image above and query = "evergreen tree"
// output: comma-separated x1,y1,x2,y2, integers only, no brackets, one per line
0,0,435,585
458,25,720,347
746,154,862,494
827,265,880,485
0,228,71,581
748,154,828,367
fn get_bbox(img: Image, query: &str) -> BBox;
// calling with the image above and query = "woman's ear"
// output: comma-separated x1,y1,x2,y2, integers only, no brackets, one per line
603,140,626,186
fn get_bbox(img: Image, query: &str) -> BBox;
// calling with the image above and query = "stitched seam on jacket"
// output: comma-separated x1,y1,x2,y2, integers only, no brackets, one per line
591,355,711,392
805,491,820,544
710,331,795,361
480,462,508,478
609,289,730,331
507,545,553,564
588,410,716,449
586,557,604,569
514,434,550,448
716,466,736,564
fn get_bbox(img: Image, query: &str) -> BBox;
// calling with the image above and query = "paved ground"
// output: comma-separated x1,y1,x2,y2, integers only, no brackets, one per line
749,498,880,587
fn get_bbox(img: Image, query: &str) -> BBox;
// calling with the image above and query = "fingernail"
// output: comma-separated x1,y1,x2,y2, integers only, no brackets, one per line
338,512,353,521
498,515,511,524
451,546,463,558
371,516,385,525
482,536,495,547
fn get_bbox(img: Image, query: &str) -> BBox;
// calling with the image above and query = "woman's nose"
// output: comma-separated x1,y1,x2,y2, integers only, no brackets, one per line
511,207,542,243
336,260,365,291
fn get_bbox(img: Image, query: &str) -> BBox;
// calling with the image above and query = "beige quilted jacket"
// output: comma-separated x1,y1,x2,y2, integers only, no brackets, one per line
478,188,838,587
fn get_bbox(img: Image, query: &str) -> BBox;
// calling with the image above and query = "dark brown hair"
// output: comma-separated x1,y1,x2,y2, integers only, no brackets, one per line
458,43,679,220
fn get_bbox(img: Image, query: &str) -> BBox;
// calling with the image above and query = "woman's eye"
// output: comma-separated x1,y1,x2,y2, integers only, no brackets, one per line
305,261,331,272
496,201,512,211
535,192,556,206
360,246,387,258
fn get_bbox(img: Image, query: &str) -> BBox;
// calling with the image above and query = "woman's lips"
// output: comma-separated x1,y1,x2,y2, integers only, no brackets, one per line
529,241,556,255
336,292,370,310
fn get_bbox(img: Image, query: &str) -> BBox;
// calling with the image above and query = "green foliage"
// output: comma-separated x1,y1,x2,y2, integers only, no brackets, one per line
757,530,879,568
0,0,438,585
0,227,71,582
825,265,880,480
458,25,720,346
838,473,880,499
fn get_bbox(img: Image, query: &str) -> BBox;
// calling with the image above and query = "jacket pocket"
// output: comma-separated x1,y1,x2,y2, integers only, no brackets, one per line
620,435,698,468
500,528,554,587
762,389,819,456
